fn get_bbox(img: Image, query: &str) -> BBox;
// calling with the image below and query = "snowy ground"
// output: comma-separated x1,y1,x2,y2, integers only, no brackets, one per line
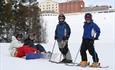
0,12,115,70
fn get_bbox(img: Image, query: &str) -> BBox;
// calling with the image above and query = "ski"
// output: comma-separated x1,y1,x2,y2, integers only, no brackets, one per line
65,63,109,68
89,63,109,68
49,60,63,64
65,63,79,66
49,60,109,68
49,60,76,64
89,66,109,68
65,62,90,67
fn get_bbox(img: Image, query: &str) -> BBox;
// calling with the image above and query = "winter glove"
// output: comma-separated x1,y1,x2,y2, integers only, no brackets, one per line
63,36,69,40
89,39,94,45
94,37,99,40
54,36,57,40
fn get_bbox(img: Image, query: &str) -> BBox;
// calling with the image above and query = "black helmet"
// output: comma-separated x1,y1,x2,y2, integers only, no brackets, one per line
58,14,66,20
85,13,92,19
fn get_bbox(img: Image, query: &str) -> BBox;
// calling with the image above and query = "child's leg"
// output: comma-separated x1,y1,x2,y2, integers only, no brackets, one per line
58,40,72,61
26,53,45,60
23,46,38,54
80,39,88,61
79,39,90,67
58,40,68,59
88,47,99,62
35,44,46,52
15,47,25,58
87,40,99,62
63,41,72,61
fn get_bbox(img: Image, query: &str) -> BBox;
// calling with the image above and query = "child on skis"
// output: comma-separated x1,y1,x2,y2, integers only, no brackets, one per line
54,14,72,63
79,13,101,67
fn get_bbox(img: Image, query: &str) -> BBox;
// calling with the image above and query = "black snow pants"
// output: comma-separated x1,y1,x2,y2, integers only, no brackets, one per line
80,39,99,62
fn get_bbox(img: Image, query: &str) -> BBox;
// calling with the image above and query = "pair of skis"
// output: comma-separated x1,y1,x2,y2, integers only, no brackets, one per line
50,41,109,68
49,60,109,68
65,62,109,68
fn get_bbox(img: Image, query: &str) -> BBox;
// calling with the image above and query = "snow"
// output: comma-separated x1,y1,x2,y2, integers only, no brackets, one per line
0,12,115,70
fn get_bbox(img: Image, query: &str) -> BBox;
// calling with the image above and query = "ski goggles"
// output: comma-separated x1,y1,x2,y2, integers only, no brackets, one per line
85,16,92,20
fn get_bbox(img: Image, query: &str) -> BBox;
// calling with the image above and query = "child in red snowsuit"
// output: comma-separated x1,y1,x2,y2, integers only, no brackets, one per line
15,45,39,58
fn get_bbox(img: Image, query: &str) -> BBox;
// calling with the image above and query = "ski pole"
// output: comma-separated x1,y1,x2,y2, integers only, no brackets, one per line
49,40,56,61
73,46,81,64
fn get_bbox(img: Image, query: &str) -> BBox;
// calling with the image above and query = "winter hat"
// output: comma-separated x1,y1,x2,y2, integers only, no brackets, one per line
28,32,35,38
58,14,66,20
16,34,23,39
85,13,92,20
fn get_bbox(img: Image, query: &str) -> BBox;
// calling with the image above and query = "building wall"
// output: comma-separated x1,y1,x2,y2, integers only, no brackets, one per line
39,0,59,13
59,0,85,13
81,5,110,12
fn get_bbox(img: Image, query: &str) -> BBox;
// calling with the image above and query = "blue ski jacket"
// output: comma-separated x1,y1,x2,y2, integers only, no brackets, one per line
83,21,101,39
55,22,71,41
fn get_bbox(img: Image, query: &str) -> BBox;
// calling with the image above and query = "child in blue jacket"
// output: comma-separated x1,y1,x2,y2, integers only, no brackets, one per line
79,13,101,67
55,14,72,63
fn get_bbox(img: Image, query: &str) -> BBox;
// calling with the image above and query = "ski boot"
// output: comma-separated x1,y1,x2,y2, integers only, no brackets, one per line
59,58,67,63
59,59,72,63
90,62,100,68
64,59,72,63
77,61,90,67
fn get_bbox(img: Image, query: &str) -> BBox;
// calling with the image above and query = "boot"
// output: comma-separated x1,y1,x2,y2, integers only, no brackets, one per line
60,59,72,63
59,58,67,63
78,61,90,67
90,62,100,67
64,59,72,63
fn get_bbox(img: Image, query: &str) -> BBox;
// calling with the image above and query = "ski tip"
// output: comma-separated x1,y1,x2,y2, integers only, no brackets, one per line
99,66,109,68
49,60,60,64
89,66,109,68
